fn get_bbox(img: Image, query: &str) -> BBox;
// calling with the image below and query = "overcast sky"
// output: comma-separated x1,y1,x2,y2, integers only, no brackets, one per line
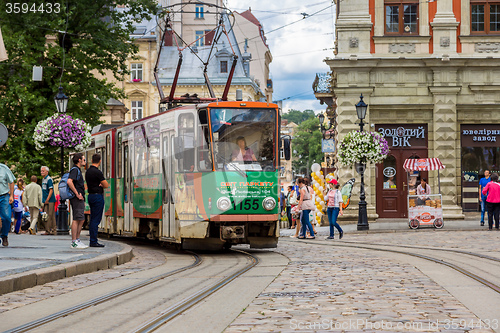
226,0,335,114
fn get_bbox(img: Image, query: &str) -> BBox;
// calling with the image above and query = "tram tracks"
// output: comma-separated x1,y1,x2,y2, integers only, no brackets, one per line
4,249,259,333
284,238,500,295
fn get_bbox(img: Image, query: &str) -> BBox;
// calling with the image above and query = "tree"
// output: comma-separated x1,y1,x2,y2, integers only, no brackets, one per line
292,117,323,175
0,0,157,177
282,109,315,125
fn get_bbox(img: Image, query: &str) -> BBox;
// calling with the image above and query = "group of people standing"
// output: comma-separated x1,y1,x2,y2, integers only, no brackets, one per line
280,177,344,240
0,152,108,248
479,170,500,230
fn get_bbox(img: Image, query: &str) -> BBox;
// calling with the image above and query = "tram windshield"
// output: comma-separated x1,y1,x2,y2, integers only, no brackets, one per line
210,108,276,171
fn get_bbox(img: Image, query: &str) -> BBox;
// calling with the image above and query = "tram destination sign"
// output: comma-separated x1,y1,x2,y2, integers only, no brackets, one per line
376,124,428,148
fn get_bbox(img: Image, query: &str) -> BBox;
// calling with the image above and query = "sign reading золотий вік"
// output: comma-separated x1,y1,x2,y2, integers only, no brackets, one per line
376,124,428,148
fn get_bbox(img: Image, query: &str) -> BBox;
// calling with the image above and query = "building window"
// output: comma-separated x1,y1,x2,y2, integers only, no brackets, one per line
131,101,143,120
471,2,500,33
131,63,143,81
195,31,204,47
384,1,418,35
195,5,204,19
220,60,228,73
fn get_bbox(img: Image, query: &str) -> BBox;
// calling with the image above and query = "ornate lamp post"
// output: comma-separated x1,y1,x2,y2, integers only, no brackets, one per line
355,94,369,231
318,113,334,140
54,86,70,235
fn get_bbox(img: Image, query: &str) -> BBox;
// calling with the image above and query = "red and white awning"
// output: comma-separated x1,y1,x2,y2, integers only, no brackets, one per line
403,158,445,172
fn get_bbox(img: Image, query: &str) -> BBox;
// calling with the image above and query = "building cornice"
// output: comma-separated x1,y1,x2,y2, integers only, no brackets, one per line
372,36,431,44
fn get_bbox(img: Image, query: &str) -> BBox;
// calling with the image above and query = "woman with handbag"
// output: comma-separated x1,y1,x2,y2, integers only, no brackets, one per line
325,179,344,239
297,177,316,239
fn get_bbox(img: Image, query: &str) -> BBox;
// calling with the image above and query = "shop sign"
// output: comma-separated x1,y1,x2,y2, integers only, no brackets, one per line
377,124,427,148
461,125,500,147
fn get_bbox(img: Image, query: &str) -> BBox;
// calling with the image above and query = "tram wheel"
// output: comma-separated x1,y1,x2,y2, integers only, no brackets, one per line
433,218,444,229
409,219,419,229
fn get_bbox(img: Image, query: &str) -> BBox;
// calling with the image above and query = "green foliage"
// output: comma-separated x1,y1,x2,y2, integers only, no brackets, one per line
291,117,323,174
0,0,157,177
282,109,315,125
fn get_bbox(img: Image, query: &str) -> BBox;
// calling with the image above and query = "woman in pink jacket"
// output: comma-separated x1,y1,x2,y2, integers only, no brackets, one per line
482,173,500,230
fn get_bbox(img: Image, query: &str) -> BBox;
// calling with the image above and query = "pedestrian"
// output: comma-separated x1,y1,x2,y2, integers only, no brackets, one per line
279,186,285,214
325,179,344,239
22,175,43,235
285,185,296,229
482,172,500,231
85,153,109,247
0,162,15,246
479,170,491,226
41,166,56,235
13,178,25,234
416,178,431,205
297,177,316,239
67,153,87,248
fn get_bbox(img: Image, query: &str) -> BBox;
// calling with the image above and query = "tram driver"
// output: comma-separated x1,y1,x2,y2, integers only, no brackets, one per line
231,136,257,164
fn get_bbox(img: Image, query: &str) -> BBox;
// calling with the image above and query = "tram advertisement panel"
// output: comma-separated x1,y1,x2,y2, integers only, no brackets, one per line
133,174,162,219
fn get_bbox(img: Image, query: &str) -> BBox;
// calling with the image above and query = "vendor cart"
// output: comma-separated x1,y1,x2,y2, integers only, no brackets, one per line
403,158,445,229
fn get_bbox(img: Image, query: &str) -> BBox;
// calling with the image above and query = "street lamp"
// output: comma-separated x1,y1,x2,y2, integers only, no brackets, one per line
356,94,369,231
54,86,70,235
318,112,334,139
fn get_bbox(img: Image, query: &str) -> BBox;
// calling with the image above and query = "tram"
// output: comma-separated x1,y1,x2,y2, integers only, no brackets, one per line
78,100,283,250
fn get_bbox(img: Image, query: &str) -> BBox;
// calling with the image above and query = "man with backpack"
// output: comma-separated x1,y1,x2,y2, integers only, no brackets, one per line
66,153,87,249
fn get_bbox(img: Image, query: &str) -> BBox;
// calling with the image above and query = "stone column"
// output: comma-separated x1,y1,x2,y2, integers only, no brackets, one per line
430,0,459,55
336,0,372,57
429,84,464,219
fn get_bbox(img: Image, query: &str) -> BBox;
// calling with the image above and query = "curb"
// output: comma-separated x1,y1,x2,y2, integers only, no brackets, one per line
0,244,133,296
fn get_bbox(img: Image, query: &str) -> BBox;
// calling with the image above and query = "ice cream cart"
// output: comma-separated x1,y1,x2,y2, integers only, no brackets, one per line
403,158,445,229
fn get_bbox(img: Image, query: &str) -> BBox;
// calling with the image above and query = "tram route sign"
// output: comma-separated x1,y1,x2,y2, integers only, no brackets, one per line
0,123,8,148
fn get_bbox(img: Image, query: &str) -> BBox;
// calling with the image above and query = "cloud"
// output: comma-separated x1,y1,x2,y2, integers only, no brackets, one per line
227,0,335,111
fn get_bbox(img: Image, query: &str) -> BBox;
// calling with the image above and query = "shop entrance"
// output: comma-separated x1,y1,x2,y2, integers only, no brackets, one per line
376,150,427,218
375,124,428,218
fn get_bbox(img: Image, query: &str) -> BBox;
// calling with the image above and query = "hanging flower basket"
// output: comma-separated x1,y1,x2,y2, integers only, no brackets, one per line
34,114,92,152
338,130,389,167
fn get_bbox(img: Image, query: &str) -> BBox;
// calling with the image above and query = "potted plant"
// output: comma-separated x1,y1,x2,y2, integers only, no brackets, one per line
34,114,92,152
338,130,389,167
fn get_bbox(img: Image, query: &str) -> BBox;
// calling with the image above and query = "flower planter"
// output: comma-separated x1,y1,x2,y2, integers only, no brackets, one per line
338,130,389,167
34,114,91,151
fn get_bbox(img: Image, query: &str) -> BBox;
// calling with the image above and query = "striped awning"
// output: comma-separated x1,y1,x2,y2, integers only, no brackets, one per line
403,158,445,172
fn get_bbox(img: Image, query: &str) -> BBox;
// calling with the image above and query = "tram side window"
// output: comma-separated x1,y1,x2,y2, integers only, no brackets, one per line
117,133,122,178
106,135,111,178
135,125,148,176
176,113,195,172
147,120,160,174
198,109,212,171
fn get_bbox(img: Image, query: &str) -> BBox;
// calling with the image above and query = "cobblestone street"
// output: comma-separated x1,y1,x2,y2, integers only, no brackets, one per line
226,231,500,332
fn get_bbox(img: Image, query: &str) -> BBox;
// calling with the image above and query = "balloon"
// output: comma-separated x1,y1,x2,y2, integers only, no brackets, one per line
320,171,323,174
318,186,323,191
311,163,321,173
315,171,321,177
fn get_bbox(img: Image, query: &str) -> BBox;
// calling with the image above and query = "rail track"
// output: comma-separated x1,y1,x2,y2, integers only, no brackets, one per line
283,238,500,294
4,249,258,333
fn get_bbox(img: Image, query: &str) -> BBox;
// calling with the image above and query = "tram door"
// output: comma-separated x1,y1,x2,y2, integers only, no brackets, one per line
161,131,177,240
123,142,134,232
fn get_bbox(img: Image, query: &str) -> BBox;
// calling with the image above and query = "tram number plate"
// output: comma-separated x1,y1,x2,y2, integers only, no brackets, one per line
233,198,259,211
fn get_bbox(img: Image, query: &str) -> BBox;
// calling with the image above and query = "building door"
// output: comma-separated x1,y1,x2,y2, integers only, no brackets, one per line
376,149,428,218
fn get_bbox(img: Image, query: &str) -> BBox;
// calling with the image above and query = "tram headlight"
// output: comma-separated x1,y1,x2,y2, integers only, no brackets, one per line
262,197,276,211
217,197,232,211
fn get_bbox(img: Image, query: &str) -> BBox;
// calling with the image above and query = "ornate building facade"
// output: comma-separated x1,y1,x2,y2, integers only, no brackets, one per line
316,0,500,220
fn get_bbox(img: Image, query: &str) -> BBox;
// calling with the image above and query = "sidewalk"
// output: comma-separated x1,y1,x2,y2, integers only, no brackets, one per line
0,233,132,296
280,212,485,237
